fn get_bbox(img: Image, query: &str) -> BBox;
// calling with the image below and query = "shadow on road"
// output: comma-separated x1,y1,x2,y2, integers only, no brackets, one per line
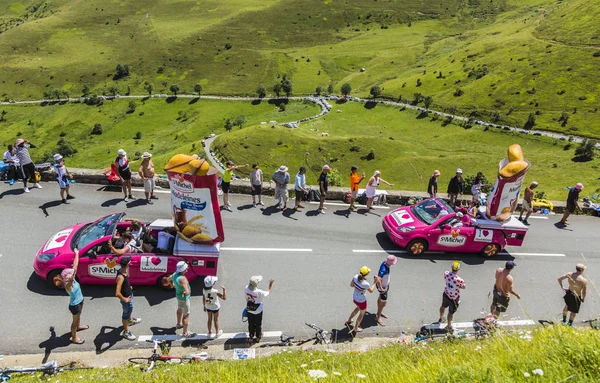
93,325,123,354
101,198,124,207
236,204,255,211
261,205,281,216
125,199,148,208
0,188,24,199
333,209,351,218
305,209,320,217
282,208,299,221
39,326,71,363
554,222,573,231
39,200,64,217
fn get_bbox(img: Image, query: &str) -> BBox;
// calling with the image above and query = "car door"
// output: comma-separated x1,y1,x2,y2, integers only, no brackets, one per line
428,216,474,252
77,238,121,284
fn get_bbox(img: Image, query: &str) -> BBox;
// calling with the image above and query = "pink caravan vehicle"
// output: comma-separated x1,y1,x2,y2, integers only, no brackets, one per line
382,198,528,257
33,212,219,290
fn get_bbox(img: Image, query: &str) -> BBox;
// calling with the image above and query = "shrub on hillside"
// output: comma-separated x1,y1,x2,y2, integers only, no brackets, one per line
113,64,130,80
134,131,142,139
573,139,597,162
91,123,103,135
56,138,77,157
349,145,361,152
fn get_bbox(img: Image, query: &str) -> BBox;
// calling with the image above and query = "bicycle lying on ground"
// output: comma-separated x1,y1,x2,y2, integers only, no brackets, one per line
411,316,497,343
582,318,600,329
0,360,89,382
260,323,332,348
128,340,212,372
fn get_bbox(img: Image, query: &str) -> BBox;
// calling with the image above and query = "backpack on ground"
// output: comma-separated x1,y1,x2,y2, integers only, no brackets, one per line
356,192,367,205
343,191,352,204
309,189,321,201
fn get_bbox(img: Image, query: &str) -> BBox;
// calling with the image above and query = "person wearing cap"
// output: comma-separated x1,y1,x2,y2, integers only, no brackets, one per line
115,149,135,202
317,165,330,214
560,183,584,225
203,276,227,338
558,264,587,326
115,256,142,341
349,165,365,212
244,276,274,343
375,255,397,326
428,170,441,199
249,164,264,207
447,169,464,206
138,152,156,204
171,261,194,337
53,153,74,204
3,144,20,186
471,172,489,203
346,266,377,333
221,161,249,211
439,261,466,332
490,261,520,318
518,182,538,225
366,171,393,210
294,166,308,211
15,138,41,193
62,248,88,344
271,166,290,211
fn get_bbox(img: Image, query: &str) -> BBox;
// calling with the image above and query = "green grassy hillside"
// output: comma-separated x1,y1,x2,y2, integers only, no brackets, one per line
2,0,600,136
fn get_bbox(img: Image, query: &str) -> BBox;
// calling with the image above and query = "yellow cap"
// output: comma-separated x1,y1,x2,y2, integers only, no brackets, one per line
360,266,371,276
452,260,461,272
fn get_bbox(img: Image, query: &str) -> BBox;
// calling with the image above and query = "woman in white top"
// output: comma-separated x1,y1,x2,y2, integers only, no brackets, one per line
366,171,393,210
244,276,274,343
345,266,376,333
203,276,227,338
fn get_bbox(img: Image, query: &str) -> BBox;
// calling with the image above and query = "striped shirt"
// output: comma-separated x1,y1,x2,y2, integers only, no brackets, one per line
15,145,33,165
352,274,370,303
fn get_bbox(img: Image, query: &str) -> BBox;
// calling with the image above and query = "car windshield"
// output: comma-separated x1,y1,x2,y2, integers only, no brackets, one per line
73,213,123,250
411,199,455,225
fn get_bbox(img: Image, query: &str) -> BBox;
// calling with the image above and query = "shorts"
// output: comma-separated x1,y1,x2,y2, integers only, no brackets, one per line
119,169,132,181
178,299,191,316
57,175,70,189
492,286,510,313
143,178,155,194
563,290,582,313
120,296,134,320
378,289,388,302
21,162,35,182
275,186,288,202
221,181,230,193
353,299,367,311
68,301,83,315
206,308,219,313
295,189,303,204
522,199,532,212
441,293,459,314
351,190,358,199
251,184,262,196
566,202,576,213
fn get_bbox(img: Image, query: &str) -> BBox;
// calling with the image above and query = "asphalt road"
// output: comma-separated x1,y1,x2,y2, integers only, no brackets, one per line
0,182,598,357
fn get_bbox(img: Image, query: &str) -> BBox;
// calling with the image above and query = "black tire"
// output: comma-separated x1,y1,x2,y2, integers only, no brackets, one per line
406,239,428,256
47,269,65,290
480,243,500,258
128,357,152,370
157,274,174,291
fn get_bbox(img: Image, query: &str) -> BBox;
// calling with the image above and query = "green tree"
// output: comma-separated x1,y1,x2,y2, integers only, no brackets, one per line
423,96,433,110
413,92,423,104
281,79,293,97
0,109,6,122
224,118,233,131
82,84,91,97
114,64,130,80
447,104,458,116
574,139,597,161
144,83,154,96
560,110,569,127
170,84,180,96
106,86,119,97
327,83,334,95
91,123,103,135
193,84,202,96
370,85,382,99
256,85,266,98
234,115,247,128
51,89,62,100
273,83,282,97
341,83,352,97
525,112,536,129
315,86,323,96
127,101,136,113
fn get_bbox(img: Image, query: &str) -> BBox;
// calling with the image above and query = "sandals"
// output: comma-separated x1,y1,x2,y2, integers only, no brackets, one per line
77,325,89,332
176,324,184,329
71,338,85,344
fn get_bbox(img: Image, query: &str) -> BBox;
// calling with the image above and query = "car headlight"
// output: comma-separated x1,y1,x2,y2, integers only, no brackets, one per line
398,226,415,233
37,253,56,262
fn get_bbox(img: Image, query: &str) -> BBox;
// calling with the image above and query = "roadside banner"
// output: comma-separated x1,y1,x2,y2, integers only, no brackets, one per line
164,154,224,244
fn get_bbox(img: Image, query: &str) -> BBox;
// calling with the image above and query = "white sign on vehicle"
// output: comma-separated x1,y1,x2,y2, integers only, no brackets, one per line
89,257,120,278
392,211,414,226
475,229,493,243
43,229,73,252
437,229,466,247
140,256,168,272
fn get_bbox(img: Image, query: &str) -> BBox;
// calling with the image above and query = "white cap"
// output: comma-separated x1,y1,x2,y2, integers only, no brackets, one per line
117,149,126,156
456,168,463,173
176,261,188,273
249,275,263,287
531,181,538,186
204,275,218,288
374,170,381,176
53,154,63,161
323,164,330,171
141,152,152,159
457,212,464,218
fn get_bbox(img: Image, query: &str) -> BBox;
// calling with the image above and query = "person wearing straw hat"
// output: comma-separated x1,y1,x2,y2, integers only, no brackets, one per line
518,181,538,226
138,152,156,204
203,276,227,338
447,168,463,206
53,153,74,204
558,264,587,327
560,183,583,226
271,165,290,211
375,255,397,326
62,248,88,344
115,149,135,202
244,276,274,343
428,170,441,199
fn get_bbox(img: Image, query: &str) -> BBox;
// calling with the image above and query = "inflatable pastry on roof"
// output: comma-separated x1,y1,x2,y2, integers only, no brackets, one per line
486,144,530,222
164,154,224,244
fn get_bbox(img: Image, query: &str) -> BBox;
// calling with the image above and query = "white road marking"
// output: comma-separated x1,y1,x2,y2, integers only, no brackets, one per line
138,331,283,342
221,247,312,252
131,188,171,194
431,319,535,330
308,201,390,209
510,252,566,257
511,215,549,220
0,254,3,258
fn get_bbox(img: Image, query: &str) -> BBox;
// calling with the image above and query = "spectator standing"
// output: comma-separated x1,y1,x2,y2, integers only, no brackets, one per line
438,261,466,332
447,168,463,206
139,152,156,204
471,172,489,203
349,165,365,212
271,166,290,211
3,145,19,185
249,164,264,207
15,138,41,193
172,261,194,337
518,181,538,225
558,264,587,326
560,183,583,226
115,149,134,202
115,257,142,340
62,249,88,344
345,266,376,333
221,161,249,211
490,261,520,318
244,276,274,343
375,255,397,326
203,276,227,338
428,170,441,198
318,165,330,214
53,154,74,204
294,167,308,211
366,171,393,210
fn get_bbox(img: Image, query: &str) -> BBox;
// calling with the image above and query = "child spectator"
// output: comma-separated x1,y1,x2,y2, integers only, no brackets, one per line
53,154,74,203
203,276,227,338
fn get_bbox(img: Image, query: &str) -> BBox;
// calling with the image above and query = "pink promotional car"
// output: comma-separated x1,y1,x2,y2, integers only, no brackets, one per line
33,212,219,289
382,199,528,257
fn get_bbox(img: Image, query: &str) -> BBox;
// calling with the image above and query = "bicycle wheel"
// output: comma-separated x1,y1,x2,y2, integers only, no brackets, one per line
128,357,153,369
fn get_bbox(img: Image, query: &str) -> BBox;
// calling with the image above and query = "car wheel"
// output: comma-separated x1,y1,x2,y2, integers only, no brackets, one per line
407,239,427,256
481,243,500,257
157,273,175,291
47,269,65,289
